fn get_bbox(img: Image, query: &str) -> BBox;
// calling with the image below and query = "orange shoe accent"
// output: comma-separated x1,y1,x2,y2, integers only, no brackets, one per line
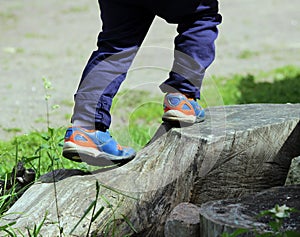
164,96,195,116
177,100,195,116
117,144,123,151
66,130,98,149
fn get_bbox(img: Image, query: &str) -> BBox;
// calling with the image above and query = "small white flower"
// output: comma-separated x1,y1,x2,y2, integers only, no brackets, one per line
269,204,291,218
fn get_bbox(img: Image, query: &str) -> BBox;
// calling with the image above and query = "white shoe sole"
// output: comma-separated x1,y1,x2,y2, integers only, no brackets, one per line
162,110,197,123
62,142,135,164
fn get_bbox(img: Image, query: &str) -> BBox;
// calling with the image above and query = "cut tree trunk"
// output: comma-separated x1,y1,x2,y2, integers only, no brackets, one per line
199,185,300,237
1,104,300,236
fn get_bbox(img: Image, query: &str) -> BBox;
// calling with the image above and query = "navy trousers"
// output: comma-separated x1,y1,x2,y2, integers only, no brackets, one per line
72,0,222,130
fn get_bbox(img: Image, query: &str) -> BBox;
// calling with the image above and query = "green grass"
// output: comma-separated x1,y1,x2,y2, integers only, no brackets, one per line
237,49,260,59
61,6,89,14
24,33,48,39
0,12,17,23
212,65,300,105
110,90,163,150
0,128,93,180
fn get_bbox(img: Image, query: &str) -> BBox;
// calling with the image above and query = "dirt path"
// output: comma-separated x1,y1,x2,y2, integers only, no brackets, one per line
1,0,299,140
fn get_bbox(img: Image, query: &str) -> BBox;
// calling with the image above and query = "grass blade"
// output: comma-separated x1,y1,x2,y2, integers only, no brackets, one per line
121,214,137,233
69,200,96,235
91,206,105,222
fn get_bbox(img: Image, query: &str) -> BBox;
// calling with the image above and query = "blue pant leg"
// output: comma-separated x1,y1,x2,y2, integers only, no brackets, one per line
160,0,222,99
72,0,154,129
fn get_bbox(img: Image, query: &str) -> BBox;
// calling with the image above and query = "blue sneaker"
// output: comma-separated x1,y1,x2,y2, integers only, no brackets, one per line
62,127,136,165
162,93,205,124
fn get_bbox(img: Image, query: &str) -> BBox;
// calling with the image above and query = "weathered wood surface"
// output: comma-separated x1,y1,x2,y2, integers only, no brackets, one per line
1,104,300,236
285,156,300,185
199,185,300,237
164,202,201,237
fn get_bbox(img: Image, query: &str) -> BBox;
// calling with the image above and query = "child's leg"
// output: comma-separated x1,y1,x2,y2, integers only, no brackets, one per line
159,0,222,99
71,0,155,130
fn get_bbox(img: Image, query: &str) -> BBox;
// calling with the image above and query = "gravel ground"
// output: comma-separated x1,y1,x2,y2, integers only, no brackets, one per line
0,0,299,140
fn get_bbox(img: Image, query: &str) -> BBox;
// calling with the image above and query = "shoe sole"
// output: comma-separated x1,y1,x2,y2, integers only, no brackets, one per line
162,110,205,124
62,142,136,166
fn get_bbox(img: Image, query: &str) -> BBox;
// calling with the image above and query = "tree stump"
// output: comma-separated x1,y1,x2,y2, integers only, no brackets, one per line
1,104,300,236
199,185,300,237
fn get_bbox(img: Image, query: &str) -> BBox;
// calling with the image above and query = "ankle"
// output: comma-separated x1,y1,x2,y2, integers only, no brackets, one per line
95,122,108,132
73,121,108,132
